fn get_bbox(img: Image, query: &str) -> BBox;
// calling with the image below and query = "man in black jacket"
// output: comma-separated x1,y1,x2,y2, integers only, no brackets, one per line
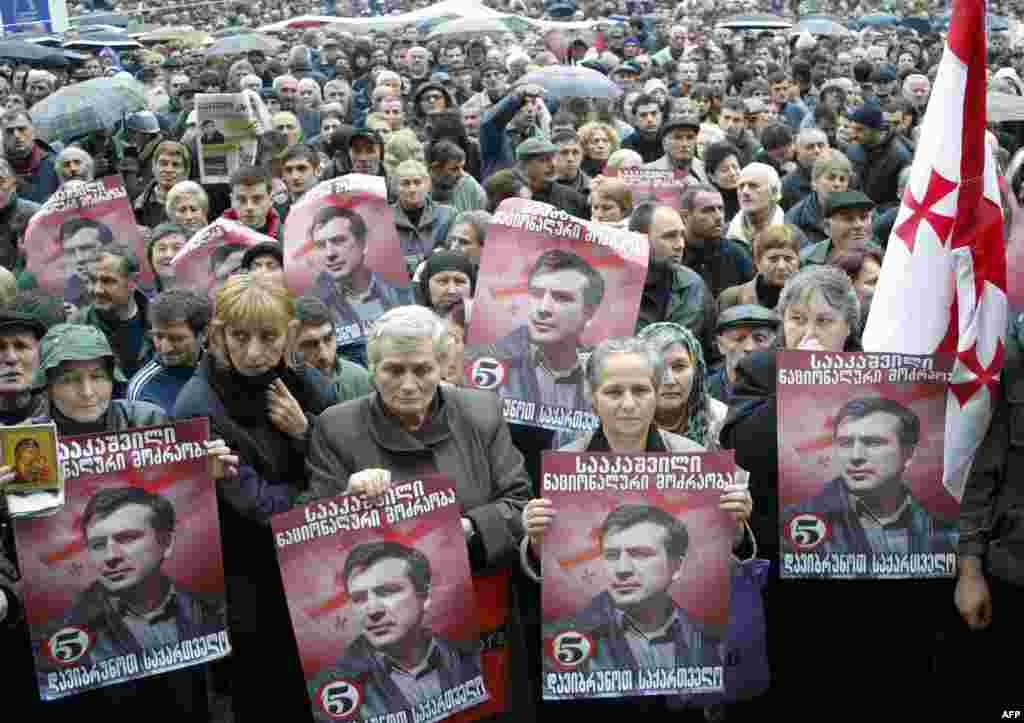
514,137,589,220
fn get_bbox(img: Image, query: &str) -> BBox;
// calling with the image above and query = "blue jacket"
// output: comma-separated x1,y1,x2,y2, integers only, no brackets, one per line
544,591,723,679
126,359,197,415
782,478,959,557
785,192,827,246
479,92,531,181
15,140,60,205
308,634,484,723
391,199,456,272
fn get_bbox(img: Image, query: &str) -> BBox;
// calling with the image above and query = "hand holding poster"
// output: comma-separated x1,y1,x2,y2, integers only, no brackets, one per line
195,93,260,184
12,419,230,701
777,351,959,579
540,451,735,700
464,198,649,434
23,176,146,307
272,475,489,723
283,175,414,346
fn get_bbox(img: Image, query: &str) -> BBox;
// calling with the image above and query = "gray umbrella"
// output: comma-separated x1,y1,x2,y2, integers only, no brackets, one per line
206,33,282,57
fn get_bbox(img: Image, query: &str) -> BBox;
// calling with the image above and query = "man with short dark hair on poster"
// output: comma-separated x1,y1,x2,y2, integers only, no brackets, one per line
199,119,226,146
310,204,413,338
309,541,482,721
58,216,114,308
782,397,958,556
57,487,225,664
481,248,604,411
545,504,723,675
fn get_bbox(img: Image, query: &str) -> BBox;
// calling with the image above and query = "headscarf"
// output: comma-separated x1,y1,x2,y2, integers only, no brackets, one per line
636,322,711,446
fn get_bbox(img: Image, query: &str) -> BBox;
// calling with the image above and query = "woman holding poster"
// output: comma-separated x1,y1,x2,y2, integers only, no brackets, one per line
305,304,533,721
15,323,235,720
522,337,753,569
173,274,339,722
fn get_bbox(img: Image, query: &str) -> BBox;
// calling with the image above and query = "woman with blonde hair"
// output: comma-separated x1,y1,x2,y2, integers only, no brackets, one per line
589,175,633,225
577,121,620,176
174,273,338,722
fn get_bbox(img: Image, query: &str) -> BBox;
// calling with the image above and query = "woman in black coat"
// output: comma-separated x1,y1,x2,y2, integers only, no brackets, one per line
174,274,337,722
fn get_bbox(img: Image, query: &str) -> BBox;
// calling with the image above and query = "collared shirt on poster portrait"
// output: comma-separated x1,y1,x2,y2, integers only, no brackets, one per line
616,607,681,670
382,638,445,708
529,342,589,410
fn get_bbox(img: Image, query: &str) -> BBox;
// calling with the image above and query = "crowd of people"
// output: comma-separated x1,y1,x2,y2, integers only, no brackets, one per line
0,0,1023,720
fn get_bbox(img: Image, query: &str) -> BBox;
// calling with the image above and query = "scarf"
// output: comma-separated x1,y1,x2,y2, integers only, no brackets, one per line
9,145,42,177
202,354,318,483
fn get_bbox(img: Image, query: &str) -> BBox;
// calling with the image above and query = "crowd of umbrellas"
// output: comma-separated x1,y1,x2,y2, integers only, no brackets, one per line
0,1,1019,148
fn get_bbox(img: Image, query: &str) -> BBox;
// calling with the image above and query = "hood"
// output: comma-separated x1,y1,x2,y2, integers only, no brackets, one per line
413,82,456,120
428,110,470,146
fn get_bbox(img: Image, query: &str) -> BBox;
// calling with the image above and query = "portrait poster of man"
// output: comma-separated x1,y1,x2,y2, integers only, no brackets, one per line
777,350,960,579
2,422,62,518
464,198,649,434
617,168,690,209
195,93,260,185
22,176,147,306
283,175,414,347
271,474,489,723
540,451,735,701
11,419,231,701
171,218,277,298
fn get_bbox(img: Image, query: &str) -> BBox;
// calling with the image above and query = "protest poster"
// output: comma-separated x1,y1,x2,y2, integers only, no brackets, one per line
539,450,735,701
22,176,146,308
2,422,63,519
463,198,649,434
776,350,960,579
616,167,692,209
283,175,414,346
171,219,278,299
195,93,259,184
272,474,489,723
11,418,230,701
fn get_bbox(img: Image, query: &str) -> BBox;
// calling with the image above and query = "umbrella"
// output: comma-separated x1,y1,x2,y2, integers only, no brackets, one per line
428,15,536,39
212,26,255,38
206,33,281,56
855,13,902,28
793,15,851,37
716,13,793,30
898,16,933,34
29,75,146,144
17,32,63,47
63,32,142,50
517,65,622,100
137,27,212,47
415,13,460,33
0,40,69,67
74,13,131,28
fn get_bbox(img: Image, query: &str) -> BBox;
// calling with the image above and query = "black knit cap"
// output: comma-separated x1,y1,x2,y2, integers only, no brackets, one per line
418,251,477,309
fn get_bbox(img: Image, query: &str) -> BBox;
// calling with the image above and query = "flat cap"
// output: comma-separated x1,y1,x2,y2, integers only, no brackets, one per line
716,304,780,334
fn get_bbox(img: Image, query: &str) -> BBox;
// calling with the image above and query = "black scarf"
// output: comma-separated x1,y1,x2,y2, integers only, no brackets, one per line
50,401,109,437
202,355,319,483
586,426,668,453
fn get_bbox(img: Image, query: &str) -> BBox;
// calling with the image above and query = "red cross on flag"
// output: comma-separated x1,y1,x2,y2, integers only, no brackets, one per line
862,0,1007,500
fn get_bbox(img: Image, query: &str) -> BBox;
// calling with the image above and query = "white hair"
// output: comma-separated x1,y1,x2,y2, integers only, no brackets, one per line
367,305,449,378
740,162,781,194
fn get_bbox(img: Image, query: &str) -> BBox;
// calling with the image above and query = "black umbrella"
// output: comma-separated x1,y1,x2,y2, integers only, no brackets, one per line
63,32,143,50
716,13,793,30
75,12,131,28
0,40,69,67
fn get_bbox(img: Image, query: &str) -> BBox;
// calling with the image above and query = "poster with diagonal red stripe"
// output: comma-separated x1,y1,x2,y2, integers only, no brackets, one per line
539,450,734,700
11,419,230,701
272,474,490,723
777,350,959,579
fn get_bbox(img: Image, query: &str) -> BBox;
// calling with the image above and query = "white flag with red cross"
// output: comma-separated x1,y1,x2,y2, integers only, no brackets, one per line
862,0,1007,500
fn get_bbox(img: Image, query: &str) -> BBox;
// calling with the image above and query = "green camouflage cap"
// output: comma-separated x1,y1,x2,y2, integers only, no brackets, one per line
33,323,128,389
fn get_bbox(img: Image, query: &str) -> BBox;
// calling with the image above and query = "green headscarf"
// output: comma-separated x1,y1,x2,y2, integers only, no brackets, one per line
636,322,711,446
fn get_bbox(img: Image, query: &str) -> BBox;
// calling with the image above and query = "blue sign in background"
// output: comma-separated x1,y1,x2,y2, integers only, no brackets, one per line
0,0,53,33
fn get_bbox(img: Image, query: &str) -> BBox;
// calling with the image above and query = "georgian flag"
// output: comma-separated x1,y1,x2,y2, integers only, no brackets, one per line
862,0,1007,500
